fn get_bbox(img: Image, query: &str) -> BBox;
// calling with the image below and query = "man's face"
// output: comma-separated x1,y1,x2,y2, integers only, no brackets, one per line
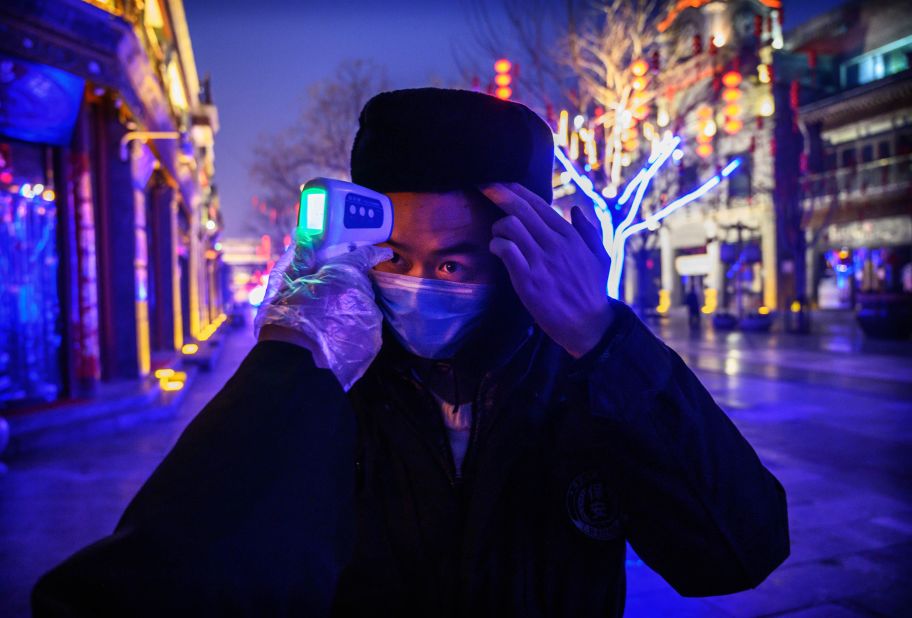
374,191,505,285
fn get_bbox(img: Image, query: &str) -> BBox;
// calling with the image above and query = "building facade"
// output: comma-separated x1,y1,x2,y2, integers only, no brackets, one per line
784,0,912,311
0,0,223,410
548,0,784,320
649,0,782,318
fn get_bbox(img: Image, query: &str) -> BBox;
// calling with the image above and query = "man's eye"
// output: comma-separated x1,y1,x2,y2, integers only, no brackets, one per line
441,261,459,274
389,252,401,264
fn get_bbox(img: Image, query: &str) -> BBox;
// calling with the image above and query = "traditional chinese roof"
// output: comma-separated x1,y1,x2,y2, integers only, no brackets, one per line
658,0,782,33
799,70,912,128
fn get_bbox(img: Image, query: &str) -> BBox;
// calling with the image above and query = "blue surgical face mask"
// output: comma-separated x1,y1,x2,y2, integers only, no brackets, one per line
370,270,496,359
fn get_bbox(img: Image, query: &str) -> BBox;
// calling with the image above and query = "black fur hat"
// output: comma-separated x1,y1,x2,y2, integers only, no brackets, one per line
350,88,554,203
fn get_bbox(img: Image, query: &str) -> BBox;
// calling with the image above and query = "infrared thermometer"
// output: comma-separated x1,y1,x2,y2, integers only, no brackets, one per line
297,178,393,260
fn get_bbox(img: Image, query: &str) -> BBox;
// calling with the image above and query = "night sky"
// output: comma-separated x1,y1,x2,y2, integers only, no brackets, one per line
183,0,845,239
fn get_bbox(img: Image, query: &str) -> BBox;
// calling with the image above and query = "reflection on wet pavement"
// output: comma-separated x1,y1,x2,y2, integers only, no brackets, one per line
2,315,910,617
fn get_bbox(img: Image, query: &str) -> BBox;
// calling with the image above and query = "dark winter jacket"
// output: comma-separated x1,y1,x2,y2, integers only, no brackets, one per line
32,300,789,617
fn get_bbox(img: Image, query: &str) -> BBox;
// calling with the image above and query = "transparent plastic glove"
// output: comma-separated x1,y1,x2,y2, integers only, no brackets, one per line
253,241,393,391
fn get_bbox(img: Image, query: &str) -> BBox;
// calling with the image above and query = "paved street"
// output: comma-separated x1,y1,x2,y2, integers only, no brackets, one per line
2,314,911,617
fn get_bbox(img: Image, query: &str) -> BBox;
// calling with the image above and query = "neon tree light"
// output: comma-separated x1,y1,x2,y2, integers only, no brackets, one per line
607,137,681,296
554,146,614,251
554,137,742,299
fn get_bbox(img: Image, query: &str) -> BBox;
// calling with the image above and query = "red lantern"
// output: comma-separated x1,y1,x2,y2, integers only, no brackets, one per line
722,71,742,88
723,118,743,134
494,58,513,99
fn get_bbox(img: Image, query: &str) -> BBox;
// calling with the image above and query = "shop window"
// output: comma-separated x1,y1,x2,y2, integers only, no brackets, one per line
841,36,912,87
878,141,891,160
897,133,912,156
840,148,856,167
0,139,62,407
843,63,860,88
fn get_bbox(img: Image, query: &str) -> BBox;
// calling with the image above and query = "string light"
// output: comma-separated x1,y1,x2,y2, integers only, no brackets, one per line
630,59,649,77
723,103,742,118
723,118,744,134
758,95,775,117
722,71,742,88
557,110,569,147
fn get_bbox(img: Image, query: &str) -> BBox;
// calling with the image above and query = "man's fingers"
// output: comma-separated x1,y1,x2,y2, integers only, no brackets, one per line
504,182,572,236
571,206,611,270
491,215,540,265
480,184,557,248
489,236,531,283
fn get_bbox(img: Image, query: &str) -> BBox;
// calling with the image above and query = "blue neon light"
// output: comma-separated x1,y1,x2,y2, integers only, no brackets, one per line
553,146,614,247
616,168,648,206
617,137,680,236
721,159,740,177
553,134,742,299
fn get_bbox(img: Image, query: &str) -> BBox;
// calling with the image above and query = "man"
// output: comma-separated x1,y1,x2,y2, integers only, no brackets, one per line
34,89,788,616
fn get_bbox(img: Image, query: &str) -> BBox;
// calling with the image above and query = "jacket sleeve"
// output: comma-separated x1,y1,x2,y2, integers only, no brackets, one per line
32,340,356,617
572,301,789,597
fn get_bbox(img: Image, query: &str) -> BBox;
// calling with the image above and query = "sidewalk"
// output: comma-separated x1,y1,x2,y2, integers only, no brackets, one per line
1,330,228,459
649,309,912,398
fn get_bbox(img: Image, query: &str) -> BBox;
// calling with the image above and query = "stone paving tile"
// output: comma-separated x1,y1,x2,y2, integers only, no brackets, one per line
624,589,737,617
703,553,902,617
771,603,875,617
840,580,912,617
786,518,912,565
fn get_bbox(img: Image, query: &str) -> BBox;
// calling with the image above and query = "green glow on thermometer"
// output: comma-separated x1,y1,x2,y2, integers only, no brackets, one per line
299,188,327,234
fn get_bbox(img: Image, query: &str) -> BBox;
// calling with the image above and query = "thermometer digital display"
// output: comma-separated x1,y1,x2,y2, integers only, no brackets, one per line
297,178,393,260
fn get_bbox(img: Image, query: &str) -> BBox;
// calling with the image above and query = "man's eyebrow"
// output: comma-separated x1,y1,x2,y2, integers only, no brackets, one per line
431,241,487,256
384,238,410,251
384,238,486,255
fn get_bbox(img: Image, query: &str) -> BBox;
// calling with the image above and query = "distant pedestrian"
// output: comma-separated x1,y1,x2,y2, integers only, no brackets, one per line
686,284,701,331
